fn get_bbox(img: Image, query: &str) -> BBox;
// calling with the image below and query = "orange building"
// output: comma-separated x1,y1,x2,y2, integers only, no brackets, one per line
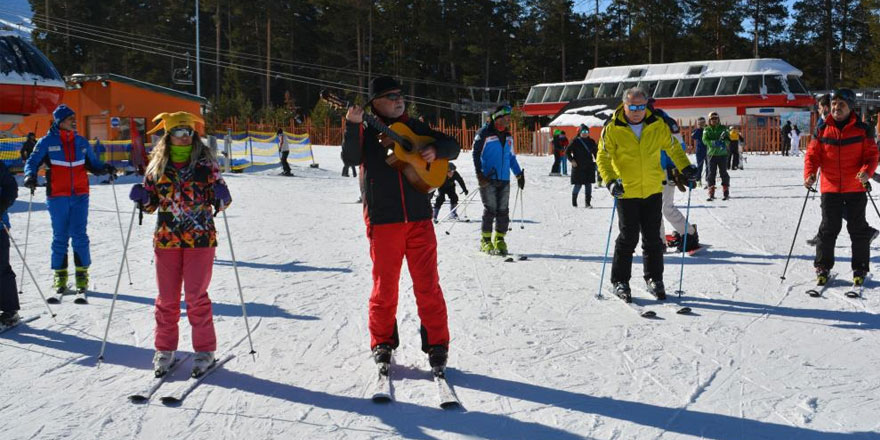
5,73,206,140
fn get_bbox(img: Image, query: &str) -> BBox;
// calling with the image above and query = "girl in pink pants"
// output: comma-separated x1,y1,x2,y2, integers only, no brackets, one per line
129,111,232,377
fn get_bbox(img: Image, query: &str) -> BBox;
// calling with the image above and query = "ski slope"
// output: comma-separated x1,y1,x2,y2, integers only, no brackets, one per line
1,146,878,439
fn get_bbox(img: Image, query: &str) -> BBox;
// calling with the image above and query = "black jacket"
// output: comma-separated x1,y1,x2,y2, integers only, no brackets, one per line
565,136,597,185
20,138,36,162
0,162,18,217
342,115,460,225
438,170,467,195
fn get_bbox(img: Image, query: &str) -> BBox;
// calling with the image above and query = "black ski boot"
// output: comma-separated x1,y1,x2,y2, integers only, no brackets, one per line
0,311,20,327
613,281,632,303
806,233,819,247
572,194,578,207
428,345,448,376
666,231,682,248
816,267,830,286
372,343,393,375
853,270,867,287
645,278,667,300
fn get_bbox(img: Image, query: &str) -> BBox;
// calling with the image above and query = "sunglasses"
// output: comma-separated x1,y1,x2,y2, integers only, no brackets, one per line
627,104,647,111
710,117,719,120
169,127,194,138
378,92,404,101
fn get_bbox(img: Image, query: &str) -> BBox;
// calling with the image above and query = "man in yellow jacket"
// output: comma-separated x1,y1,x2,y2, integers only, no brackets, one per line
597,87,699,302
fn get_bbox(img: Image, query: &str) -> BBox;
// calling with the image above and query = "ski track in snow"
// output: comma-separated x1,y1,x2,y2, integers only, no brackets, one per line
2,150,880,439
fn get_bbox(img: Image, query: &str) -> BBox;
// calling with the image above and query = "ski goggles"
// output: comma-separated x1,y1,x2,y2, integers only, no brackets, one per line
169,126,195,138
377,92,404,101
626,104,647,111
491,105,512,120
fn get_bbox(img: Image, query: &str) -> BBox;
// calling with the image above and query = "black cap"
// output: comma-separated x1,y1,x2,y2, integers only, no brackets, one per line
831,88,856,109
579,124,589,132
368,76,401,103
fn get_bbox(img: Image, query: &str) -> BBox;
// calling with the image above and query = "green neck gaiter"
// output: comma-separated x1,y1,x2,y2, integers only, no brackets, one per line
170,144,193,163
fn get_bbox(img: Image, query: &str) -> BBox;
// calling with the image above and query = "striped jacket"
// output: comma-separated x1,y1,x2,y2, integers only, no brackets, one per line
24,126,108,197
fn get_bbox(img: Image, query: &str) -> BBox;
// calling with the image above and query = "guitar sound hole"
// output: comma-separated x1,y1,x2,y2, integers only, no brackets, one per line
426,162,431,171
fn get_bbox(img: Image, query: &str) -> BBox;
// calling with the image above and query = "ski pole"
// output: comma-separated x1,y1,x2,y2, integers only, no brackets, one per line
596,196,618,299
110,176,133,285
438,189,477,224
519,187,525,230
864,182,880,220
675,185,694,297
438,192,477,235
98,205,137,363
3,223,56,319
780,185,816,281
509,187,520,230
18,192,33,294
221,210,257,358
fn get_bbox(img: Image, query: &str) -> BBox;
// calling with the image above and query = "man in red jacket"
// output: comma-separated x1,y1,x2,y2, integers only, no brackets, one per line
804,89,879,286
341,77,460,377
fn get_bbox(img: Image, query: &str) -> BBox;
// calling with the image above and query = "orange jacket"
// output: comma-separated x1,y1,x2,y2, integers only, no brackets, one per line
805,113,878,194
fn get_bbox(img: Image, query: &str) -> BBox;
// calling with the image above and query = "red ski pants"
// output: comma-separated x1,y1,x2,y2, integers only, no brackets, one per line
154,247,217,352
367,220,449,351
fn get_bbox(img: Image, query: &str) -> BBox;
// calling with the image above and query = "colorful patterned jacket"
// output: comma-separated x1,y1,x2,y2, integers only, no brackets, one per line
141,159,230,248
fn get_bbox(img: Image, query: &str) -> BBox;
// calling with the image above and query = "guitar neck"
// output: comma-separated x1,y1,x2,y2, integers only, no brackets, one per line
363,114,408,146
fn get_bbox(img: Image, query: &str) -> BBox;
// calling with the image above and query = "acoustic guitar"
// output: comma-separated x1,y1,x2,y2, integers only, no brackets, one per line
320,90,449,192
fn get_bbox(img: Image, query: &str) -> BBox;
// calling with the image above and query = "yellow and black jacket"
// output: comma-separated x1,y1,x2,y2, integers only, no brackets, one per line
597,105,691,199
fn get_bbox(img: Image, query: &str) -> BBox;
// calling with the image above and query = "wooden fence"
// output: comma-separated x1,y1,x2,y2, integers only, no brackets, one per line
221,113,812,156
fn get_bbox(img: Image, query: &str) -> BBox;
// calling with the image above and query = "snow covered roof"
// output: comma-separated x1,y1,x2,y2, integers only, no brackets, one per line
531,59,803,88
0,32,64,87
548,102,616,127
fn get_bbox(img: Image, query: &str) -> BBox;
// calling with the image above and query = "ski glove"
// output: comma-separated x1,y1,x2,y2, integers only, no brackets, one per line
607,179,624,198
129,184,149,205
105,164,118,180
213,182,232,209
681,165,699,188
23,175,37,194
516,171,525,190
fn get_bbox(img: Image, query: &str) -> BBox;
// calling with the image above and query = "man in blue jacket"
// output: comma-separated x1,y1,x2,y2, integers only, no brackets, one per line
23,105,115,298
472,105,525,256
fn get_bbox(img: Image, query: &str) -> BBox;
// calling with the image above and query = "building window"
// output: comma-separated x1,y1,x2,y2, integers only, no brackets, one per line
596,82,619,98
738,75,762,94
526,86,547,104
764,75,785,94
716,77,742,96
543,86,564,102
786,75,808,94
87,116,108,141
561,84,581,101
695,78,720,96
654,80,678,98
578,83,600,99
674,79,698,97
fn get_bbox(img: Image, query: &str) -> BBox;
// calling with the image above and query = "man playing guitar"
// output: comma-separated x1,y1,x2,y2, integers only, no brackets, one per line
341,76,460,375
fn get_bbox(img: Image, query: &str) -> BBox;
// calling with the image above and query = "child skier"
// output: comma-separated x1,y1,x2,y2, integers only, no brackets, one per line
129,111,232,378
433,163,468,222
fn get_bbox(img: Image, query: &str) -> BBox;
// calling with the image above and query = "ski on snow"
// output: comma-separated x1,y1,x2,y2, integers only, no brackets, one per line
128,353,193,403
599,288,657,318
806,272,837,297
370,361,393,403
159,354,236,405
0,315,40,335
74,289,88,304
368,360,461,409
433,369,461,409
845,273,871,299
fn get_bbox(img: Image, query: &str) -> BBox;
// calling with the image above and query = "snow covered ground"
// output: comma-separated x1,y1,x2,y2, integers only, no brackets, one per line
1,146,879,440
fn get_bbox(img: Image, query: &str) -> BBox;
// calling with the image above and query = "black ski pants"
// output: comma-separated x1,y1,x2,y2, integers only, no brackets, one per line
280,151,291,174
0,228,18,313
611,193,664,283
480,180,510,234
434,187,459,213
707,155,730,187
816,192,872,272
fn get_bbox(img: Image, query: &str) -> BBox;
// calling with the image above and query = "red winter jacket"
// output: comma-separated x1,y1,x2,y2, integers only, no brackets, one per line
804,113,878,194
